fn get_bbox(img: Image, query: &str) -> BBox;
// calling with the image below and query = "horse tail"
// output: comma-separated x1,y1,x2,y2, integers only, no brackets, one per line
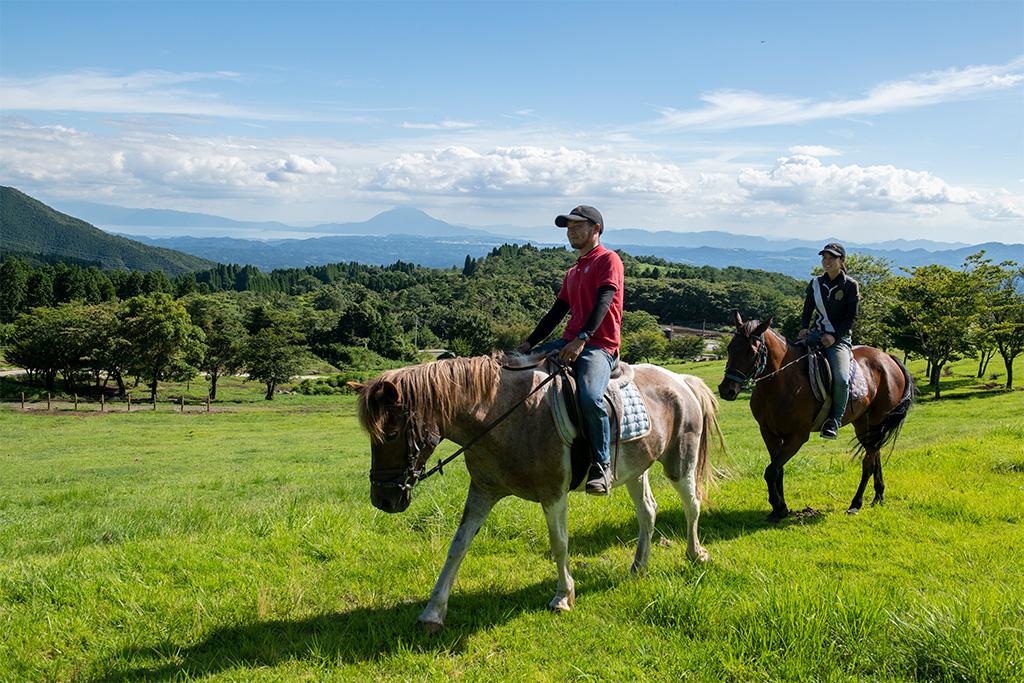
681,375,725,502
857,354,915,456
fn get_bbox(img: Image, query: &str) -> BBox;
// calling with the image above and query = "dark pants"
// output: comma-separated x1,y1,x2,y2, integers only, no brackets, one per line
535,339,615,466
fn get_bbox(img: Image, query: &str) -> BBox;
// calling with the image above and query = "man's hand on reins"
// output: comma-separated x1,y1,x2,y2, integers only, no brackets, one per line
559,338,586,362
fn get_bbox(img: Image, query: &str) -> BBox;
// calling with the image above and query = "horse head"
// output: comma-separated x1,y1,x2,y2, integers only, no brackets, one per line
349,379,441,513
718,311,773,401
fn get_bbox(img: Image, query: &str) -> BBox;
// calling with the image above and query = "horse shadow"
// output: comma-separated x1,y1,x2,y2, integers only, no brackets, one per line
570,505,824,557
94,575,622,682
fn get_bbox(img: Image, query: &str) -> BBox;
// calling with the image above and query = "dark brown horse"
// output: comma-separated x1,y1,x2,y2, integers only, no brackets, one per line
718,312,914,520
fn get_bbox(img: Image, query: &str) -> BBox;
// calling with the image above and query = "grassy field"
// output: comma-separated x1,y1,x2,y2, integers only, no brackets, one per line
1,356,1022,682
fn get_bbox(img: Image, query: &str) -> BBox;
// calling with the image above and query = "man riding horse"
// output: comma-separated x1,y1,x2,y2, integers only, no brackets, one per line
516,205,623,495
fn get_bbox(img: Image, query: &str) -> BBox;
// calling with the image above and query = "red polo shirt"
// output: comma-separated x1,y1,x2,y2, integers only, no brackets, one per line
558,244,624,355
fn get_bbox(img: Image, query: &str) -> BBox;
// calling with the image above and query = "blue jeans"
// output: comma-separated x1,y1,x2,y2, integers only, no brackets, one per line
535,339,615,466
825,336,853,422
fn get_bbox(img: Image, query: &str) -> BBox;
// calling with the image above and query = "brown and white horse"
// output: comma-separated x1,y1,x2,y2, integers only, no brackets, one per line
718,313,914,521
351,355,723,631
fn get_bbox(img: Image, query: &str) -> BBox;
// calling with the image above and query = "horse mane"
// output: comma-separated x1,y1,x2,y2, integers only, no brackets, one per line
356,355,501,441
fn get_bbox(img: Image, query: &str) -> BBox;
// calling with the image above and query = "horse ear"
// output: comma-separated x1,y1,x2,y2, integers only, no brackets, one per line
752,317,773,337
371,380,402,406
346,381,366,392
733,310,744,328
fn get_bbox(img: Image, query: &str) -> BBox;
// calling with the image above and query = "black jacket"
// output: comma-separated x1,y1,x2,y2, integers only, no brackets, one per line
801,272,860,339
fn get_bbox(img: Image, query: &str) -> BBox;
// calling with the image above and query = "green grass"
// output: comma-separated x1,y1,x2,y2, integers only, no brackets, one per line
1,357,1022,681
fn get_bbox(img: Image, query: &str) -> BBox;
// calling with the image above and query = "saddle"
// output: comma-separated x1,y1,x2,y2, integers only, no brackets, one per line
804,344,869,430
546,358,652,491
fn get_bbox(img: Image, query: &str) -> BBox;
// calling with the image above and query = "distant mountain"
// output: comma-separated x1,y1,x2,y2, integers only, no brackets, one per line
125,233,524,271
21,194,1018,276
125,231,1022,279
41,198,984,252
305,206,492,237
1,187,216,274
50,198,295,231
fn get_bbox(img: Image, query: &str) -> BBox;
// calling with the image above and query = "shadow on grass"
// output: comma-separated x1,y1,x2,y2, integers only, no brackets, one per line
96,575,621,682
571,505,821,558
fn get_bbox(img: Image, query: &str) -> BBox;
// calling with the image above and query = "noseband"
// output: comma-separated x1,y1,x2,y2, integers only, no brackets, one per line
368,412,440,492
724,332,768,388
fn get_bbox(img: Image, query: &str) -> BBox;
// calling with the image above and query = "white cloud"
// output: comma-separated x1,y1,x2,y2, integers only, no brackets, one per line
736,154,994,215
366,145,690,197
2,119,1021,238
655,57,1024,130
788,145,842,157
264,154,338,182
401,120,478,130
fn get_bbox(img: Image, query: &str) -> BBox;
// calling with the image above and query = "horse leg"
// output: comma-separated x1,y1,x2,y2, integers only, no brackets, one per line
849,419,883,513
759,426,786,520
418,484,497,631
665,432,709,563
764,431,808,522
625,472,657,575
871,452,885,506
541,493,575,612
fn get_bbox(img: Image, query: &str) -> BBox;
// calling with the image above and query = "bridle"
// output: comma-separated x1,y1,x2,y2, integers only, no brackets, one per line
723,329,819,389
368,411,440,492
723,331,769,389
368,357,570,492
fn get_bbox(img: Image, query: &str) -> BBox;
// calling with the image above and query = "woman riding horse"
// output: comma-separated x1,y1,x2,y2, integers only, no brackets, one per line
799,242,860,440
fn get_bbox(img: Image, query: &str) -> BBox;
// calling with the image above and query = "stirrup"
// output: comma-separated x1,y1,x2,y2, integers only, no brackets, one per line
585,462,610,496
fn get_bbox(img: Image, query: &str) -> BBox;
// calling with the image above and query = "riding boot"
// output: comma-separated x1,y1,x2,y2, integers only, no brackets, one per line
585,461,611,496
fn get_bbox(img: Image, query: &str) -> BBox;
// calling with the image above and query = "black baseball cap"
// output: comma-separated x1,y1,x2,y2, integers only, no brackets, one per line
555,205,604,231
818,242,845,258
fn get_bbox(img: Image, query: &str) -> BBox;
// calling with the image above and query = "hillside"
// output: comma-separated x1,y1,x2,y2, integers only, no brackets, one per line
0,187,215,275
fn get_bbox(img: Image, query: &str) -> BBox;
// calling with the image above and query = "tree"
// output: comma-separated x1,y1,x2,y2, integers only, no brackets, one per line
888,264,980,398
667,334,705,360
7,306,72,389
122,293,205,403
989,263,1024,389
0,257,30,322
24,268,55,309
186,295,246,400
243,327,308,400
621,329,668,363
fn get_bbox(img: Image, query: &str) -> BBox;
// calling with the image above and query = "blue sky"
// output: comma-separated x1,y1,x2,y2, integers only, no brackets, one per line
2,1,1022,243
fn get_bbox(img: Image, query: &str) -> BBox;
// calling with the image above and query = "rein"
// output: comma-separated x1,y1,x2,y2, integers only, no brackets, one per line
413,358,571,485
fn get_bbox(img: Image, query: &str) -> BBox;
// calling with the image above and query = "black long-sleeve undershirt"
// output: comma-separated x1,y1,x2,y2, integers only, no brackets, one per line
525,285,616,347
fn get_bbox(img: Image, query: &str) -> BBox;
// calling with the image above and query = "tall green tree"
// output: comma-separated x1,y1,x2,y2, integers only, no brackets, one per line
122,293,205,403
0,257,30,322
989,263,1024,389
243,327,308,400
185,295,247,400
888,264,980,398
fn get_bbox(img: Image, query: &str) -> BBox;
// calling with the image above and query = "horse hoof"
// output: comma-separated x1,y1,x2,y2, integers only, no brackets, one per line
688,547,710,564
846,507,860,515
871,498,884,507
767,510,789,523
548,592,574,613
630,562,648,576
418,619,444,634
